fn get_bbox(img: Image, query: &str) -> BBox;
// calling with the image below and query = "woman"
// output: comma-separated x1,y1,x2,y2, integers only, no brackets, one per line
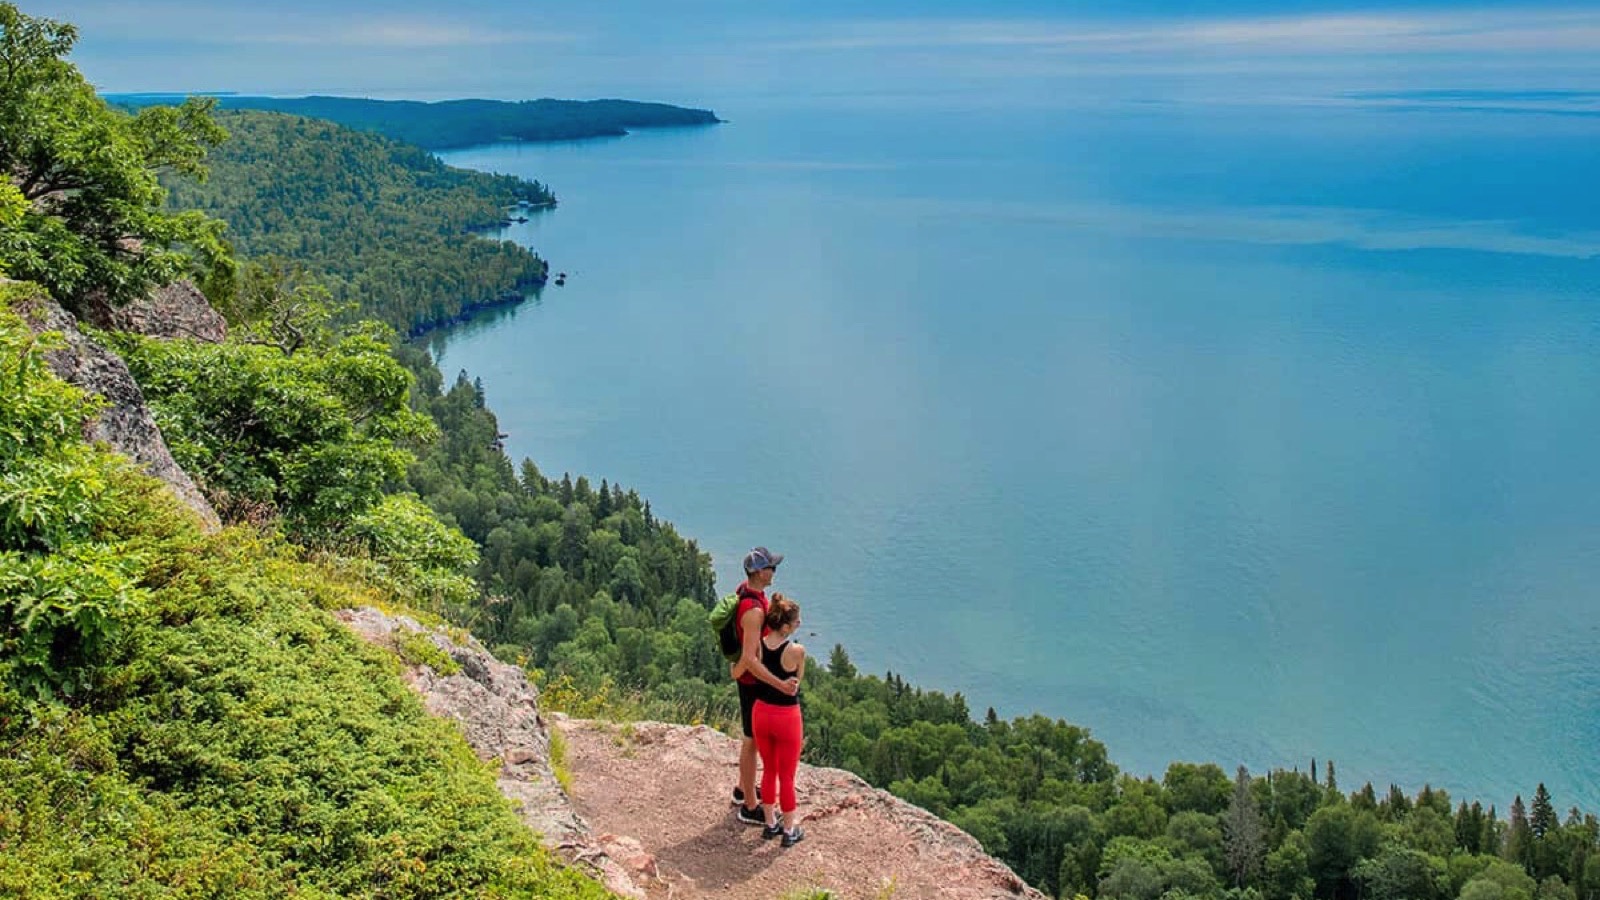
748,595,806,846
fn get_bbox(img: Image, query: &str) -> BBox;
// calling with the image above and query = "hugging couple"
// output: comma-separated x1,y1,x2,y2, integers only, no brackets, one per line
728,546,807,847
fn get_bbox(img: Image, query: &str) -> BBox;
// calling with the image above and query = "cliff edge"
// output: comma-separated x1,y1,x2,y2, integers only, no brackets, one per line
340,606,1047,900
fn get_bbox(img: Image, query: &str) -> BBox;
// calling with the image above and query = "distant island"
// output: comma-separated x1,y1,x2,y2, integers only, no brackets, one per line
106,94,723,150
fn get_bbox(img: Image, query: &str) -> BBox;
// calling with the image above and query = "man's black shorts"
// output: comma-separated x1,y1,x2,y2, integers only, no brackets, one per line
738,681,761,737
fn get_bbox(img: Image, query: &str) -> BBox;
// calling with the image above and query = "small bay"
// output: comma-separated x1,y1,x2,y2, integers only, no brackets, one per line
434,102,1600,809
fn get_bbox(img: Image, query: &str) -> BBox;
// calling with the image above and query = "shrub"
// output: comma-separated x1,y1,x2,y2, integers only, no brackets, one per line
114,323,434,536
347,494,478,612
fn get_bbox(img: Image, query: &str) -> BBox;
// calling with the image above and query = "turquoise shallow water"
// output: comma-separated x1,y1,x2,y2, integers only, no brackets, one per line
434,103,1600,810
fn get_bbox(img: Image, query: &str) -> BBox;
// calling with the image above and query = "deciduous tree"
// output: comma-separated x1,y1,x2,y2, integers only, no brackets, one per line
0,3,230,309
1224,766,1267,887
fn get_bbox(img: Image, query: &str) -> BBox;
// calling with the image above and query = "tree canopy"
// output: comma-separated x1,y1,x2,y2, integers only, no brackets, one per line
0,3,231,310
160,109,553,335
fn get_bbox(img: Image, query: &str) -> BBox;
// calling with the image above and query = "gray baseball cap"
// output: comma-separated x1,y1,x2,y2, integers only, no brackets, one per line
743,546,785,573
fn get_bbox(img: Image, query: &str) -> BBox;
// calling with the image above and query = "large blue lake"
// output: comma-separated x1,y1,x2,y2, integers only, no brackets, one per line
433,102,1599,810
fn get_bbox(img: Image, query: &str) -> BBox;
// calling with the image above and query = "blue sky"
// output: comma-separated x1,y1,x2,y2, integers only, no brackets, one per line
44,1,1600,110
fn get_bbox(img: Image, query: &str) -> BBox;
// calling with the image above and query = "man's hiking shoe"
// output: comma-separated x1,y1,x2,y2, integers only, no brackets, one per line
781,825,805,848
732,786,761,805
761,821,784,840
735,804,766,826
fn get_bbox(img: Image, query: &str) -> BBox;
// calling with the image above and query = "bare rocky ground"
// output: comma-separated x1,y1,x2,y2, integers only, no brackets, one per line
339,607,1045,900
558,716,1046,900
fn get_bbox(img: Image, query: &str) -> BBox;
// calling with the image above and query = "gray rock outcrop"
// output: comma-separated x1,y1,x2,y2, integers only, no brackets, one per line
337,607,647,899
84,280,228,343
15,293,220,531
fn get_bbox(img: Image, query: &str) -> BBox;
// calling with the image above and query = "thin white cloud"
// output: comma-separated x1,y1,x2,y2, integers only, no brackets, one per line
233,21,571,48
768,8,1600,58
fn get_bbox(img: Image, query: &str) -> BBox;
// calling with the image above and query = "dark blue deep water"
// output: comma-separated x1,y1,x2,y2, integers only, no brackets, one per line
434,102,1600,809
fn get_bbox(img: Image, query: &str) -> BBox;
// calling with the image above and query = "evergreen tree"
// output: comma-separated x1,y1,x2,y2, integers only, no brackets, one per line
1353,782,1379,813
828,643,857,679
1457,801,1486,855
1510,795,1534,870
1484,805,1504,858
1382,784,1413,821
1532,784,1559,840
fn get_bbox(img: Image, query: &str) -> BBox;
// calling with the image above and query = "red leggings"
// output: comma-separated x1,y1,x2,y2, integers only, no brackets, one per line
752,701,803,815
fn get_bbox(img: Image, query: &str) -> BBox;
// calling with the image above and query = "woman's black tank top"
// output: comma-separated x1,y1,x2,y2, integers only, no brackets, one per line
754,639,800,706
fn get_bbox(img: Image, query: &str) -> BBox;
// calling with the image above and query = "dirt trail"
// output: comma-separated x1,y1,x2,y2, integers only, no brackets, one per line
557,717,1046,900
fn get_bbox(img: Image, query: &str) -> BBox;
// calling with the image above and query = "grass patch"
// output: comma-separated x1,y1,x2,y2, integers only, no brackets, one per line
548,726,574,794
394,627,462,675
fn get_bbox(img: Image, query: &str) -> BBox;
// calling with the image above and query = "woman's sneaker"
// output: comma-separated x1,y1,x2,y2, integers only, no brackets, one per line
761,821,784,840
781,825,805,848
735,804,766,826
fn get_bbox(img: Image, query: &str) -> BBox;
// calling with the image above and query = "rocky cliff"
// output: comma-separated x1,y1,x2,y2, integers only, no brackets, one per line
12,285,220,531
341,606,1049,900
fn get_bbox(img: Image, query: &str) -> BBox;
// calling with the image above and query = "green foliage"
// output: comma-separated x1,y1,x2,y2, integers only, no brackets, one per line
1353,845,1450,900
0,542,143,699
1167,762,1234,816
0,4,232,311
1263,831,1315,900
1461,860,1540,900
115,94,722,150
1305,804,1382,899
0,181,23,253
393,627,463,676
114,322,433,536
0,299,157,699
348,495,479,613
548,725,574,793
0,528,608,898
0,290,602,891
159,110,554,335
1097,836,1219,900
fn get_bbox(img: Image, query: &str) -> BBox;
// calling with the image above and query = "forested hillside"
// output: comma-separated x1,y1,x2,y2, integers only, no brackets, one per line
115,94,722,150
7,2,1597,897
163,110,552,335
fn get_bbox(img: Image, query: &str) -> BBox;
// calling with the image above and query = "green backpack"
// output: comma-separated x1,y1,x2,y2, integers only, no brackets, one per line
708,592,744,662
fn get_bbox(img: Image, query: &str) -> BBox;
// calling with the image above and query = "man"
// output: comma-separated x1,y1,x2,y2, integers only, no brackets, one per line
730,546,799,825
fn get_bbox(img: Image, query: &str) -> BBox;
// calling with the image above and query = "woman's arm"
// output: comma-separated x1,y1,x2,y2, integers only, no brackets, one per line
785,642,806,682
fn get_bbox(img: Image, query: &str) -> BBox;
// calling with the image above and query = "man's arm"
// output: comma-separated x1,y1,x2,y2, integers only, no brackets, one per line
739,606,798,695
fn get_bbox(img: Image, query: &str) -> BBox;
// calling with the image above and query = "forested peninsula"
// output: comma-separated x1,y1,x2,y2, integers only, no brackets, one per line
161,110,552,335
112,94,723,150
4,4,1599,898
